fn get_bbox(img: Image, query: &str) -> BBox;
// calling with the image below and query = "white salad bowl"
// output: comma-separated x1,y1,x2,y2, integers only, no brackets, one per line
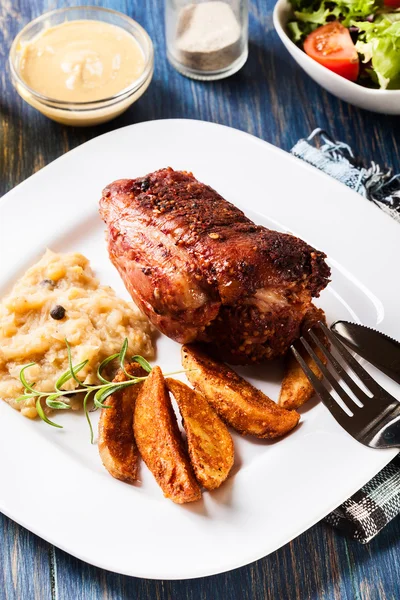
273,0,400,114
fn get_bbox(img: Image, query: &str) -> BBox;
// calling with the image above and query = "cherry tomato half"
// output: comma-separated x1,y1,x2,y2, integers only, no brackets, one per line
304,22,359,82
383,0,400,7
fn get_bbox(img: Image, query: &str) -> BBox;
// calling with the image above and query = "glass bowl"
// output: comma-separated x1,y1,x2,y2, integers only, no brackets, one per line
9,6,154,126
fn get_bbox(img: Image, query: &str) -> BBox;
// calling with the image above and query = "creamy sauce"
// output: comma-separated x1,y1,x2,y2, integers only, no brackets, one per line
19,20,145,102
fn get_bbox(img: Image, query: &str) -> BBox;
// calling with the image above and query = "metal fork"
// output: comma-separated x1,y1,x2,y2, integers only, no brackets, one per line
291,321,400,449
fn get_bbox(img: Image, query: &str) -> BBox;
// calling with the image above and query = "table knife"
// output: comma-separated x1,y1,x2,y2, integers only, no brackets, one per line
331,320,400,385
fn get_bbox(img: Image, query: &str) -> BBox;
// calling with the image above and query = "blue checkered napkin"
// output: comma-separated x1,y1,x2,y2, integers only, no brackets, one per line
291,129,400,223
325,456,400,543
291,129,400,543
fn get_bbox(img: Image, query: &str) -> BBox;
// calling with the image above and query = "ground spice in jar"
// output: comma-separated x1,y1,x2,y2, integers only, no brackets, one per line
175,1,241,72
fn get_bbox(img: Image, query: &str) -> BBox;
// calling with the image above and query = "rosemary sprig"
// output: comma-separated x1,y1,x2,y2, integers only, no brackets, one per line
16,338,150,443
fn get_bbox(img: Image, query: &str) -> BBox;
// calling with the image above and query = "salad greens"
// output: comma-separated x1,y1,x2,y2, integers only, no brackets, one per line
356,13,400,88
287,0,400,88
288,0,379,42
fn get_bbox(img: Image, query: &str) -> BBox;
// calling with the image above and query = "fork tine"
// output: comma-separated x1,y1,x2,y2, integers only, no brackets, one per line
307,329,369,403
318,322,382,395
291,346,352,429
300,336,356,413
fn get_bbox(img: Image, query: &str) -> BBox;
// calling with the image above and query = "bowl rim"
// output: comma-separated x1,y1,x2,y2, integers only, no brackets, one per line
9,5,154,109
273,0,400,96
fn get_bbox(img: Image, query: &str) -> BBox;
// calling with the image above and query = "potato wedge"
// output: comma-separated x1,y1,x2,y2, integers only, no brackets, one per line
182,345,300,438
279,306,328,411
166,378,234,490
98,362,146,483
134,366,201,504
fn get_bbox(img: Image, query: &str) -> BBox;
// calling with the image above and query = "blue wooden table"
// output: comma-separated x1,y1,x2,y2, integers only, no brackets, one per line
1,0,399,598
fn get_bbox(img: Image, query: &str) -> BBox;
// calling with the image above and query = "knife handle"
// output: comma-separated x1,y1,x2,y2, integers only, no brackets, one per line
375,415,400,448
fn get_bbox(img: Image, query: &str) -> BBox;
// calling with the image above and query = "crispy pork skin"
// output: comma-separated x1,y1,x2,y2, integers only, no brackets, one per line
100,168,330,364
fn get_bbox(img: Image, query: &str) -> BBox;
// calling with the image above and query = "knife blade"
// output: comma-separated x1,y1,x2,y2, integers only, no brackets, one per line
331,321,400,385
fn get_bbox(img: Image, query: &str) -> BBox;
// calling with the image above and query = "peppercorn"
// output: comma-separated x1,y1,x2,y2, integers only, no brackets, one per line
50,305,66,320
40,279,56,288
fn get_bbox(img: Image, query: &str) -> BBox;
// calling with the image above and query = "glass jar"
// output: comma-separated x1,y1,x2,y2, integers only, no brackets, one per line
165,0,248,80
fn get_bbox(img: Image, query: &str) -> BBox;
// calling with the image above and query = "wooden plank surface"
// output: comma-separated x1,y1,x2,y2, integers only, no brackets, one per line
1,0,399,598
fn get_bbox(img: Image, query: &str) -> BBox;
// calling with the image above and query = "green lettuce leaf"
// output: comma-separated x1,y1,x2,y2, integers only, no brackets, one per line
356,14,400,88
287,20,306,43
287,0,381,43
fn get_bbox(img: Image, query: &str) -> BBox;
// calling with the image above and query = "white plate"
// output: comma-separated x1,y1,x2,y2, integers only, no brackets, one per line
0,119,399,580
